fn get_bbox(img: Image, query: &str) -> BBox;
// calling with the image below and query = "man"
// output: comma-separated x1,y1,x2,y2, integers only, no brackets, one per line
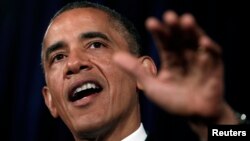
41,1,239,141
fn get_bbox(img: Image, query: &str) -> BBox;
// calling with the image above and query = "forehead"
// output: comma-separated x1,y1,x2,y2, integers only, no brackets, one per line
51,7,110,27
43,8,116,46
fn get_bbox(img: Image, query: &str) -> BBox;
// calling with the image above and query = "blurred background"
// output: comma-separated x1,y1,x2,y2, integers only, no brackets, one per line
1,0,249,140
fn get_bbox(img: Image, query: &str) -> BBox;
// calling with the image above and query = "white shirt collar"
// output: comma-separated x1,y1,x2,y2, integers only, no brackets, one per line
122,123,147,141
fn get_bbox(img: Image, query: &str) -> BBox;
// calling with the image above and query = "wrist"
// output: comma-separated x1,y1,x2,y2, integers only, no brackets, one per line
212,103,239,124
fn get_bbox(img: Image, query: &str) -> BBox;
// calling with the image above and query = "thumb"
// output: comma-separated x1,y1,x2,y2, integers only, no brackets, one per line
113,52,179,113
113,52,156,90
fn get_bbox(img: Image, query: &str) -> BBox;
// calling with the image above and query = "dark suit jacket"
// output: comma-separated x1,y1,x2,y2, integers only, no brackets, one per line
140,95,200,141
142,112,199,141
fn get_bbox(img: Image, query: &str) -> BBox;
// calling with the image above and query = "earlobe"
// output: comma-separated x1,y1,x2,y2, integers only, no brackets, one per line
137,56,157,90
42,86,58,118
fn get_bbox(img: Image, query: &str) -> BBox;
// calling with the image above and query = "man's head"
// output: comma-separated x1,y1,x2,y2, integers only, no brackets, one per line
41,1,154,140
41,1,141,61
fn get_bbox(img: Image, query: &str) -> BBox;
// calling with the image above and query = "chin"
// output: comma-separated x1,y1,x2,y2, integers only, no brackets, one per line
72,118,116,140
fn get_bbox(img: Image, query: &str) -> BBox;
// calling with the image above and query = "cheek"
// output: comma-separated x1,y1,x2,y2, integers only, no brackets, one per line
46,63,65,86
46,68,65,101
46,73,69,118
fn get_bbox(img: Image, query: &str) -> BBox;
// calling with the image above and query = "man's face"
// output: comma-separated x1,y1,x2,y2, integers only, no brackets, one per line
42,8,139,137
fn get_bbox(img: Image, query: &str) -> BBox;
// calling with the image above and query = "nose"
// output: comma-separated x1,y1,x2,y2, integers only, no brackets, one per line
64,52,92,77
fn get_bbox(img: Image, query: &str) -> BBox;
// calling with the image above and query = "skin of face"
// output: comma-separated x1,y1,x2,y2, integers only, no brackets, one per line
42,8,141,140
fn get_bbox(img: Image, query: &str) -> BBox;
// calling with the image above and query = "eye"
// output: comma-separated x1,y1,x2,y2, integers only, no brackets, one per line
52,54,66,63
89,42,105,49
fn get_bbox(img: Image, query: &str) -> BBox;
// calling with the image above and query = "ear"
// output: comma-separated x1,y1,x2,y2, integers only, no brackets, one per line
137,56,157,90
42,86,58,118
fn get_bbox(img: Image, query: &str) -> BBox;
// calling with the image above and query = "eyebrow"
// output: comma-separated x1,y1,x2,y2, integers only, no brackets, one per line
44,41,65,61
44,32,110,62
80,31,110,42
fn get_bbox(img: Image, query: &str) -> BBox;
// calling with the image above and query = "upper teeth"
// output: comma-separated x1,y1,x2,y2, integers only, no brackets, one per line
74,82,99,94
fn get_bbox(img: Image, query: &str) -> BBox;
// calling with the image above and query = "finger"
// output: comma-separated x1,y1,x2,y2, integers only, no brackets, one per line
179,13,205,36
145,17,171,68
179,13,207,51
199,36,222,56
162,11,185,52
162,10,179,27
197,36,222,69
162,12,207,72
163,12,204,50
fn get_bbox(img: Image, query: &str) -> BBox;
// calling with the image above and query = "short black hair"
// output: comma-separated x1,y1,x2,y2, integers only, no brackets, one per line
49,1,142,56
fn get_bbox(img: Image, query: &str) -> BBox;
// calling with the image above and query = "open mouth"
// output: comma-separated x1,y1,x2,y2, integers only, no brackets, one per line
69,81,103,102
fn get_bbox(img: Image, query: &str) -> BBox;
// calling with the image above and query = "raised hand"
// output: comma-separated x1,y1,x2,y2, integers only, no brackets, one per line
113,11,237,122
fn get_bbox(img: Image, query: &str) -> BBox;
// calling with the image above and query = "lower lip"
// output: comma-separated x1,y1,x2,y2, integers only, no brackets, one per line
71,93,99,107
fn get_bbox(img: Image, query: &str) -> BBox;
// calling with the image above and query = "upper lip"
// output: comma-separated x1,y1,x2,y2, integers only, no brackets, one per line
67,77,104,102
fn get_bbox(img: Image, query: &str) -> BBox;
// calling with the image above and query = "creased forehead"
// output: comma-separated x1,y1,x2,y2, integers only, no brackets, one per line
42,8,110,51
